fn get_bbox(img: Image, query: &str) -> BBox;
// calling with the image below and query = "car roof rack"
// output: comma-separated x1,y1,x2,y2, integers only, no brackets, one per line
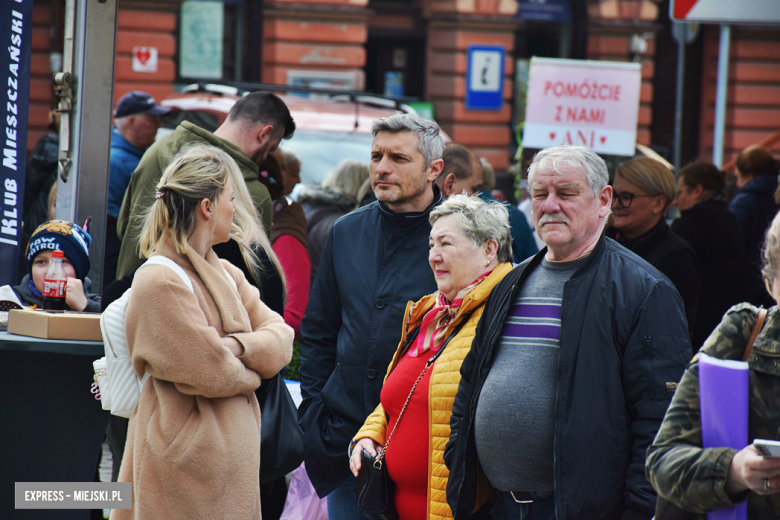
179,79,420,113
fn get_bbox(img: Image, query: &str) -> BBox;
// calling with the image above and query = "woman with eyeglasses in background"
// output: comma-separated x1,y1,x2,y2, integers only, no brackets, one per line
607,156,700,340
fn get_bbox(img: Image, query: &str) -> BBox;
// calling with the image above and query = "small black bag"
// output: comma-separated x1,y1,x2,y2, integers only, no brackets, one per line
356,448,397,520
257,372,304,485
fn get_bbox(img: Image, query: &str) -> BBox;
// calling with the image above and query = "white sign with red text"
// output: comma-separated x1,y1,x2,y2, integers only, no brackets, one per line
523,57,641,156
132,47,158,73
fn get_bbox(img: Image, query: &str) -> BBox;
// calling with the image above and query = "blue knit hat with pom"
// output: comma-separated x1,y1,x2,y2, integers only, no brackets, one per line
26,220,92,280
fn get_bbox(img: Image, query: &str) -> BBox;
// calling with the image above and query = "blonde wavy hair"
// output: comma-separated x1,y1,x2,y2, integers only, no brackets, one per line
322,159,369,200
139,144,284,291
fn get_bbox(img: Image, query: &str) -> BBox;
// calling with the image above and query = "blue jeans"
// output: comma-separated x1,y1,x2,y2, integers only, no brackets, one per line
327,474,368,520
490,491,556,520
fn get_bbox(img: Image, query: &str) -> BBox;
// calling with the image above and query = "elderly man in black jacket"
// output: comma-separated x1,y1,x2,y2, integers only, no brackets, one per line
298,113,444,517
444,145,691,520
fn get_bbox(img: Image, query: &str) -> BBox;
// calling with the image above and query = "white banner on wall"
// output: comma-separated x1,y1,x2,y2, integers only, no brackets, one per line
522,57,642,156
179,1,223,79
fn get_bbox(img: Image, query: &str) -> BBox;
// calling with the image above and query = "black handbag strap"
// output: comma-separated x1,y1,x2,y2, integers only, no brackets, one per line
376,312,473,468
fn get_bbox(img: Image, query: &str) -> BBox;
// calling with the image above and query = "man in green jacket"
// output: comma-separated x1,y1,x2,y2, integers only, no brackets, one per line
115,92,295,279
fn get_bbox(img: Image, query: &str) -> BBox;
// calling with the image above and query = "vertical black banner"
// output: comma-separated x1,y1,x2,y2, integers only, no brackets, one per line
0,0,32,284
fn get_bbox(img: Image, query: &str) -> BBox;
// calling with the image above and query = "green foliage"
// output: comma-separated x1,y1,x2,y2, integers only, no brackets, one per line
283,340,301,381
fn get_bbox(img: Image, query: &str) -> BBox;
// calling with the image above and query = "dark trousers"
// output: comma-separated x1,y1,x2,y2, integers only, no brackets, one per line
106,415,129,482
491,491,556,520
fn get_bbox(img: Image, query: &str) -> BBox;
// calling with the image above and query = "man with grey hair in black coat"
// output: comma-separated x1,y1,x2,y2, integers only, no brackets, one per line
299,113,445,518
445,145,691,520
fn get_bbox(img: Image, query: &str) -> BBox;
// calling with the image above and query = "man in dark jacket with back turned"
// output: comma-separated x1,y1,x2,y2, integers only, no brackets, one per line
299,113,444,518
444,145,691,520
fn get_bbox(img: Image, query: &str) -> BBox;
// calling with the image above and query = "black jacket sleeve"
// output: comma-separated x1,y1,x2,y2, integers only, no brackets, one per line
621,280,691,515
297,229,352,497
655,248,700,336
444,285,499,519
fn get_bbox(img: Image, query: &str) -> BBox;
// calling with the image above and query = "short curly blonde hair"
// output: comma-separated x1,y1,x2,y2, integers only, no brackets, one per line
429,193,513,263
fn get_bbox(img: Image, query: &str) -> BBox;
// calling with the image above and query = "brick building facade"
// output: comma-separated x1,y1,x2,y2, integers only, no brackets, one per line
26,0,780,173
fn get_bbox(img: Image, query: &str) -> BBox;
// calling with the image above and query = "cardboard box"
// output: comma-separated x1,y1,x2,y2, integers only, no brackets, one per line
8,308,102,342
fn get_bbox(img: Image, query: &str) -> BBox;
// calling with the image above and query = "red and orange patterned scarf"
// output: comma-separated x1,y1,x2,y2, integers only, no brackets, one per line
408,270,493,358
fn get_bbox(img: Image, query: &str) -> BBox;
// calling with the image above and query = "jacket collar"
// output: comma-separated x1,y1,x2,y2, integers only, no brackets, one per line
111,127,144,157
12,274,42,306
376,184,443,228
512,232,609,292
156,235,250,334
741,174,778,195
402,262,515,339
610,219,668,256
680,196,726,217
12,274,94,308
297,185,357,212
179,121,259,179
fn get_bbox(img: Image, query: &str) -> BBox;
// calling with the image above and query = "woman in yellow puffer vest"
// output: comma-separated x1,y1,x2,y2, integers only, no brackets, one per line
349,194,517,520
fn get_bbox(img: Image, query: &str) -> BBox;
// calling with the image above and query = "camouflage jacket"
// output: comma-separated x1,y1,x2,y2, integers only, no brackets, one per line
646,303,780,519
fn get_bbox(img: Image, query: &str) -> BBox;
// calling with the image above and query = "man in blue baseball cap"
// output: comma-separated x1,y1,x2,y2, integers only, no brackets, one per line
104,91,170,287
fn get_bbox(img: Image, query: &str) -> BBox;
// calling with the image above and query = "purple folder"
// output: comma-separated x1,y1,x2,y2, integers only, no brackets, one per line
699,353,749,520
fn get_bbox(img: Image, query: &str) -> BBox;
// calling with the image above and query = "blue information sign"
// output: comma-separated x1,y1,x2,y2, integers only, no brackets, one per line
466,45,505,111
0,0,32,285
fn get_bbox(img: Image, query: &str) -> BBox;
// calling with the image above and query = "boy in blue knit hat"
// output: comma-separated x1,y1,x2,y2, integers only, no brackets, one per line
7,220,101,312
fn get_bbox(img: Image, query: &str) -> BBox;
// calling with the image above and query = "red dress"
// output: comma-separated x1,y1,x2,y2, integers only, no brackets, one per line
380,351,433,520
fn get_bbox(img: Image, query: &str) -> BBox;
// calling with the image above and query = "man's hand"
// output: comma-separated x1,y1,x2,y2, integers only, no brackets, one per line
222,336,244,357
65,277,88,311
725,445,780,496
349,438,382,477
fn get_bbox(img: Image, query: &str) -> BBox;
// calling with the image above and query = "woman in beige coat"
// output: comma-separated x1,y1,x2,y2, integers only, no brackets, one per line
112,145,294,520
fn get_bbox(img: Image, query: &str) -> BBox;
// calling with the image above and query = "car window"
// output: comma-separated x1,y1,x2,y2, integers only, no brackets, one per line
283,129,373,187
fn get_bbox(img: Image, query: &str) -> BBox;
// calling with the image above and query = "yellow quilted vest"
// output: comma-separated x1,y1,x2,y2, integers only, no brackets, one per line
356,262,514,519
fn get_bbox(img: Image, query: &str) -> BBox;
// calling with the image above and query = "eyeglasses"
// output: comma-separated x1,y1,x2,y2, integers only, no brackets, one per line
612,191,656,208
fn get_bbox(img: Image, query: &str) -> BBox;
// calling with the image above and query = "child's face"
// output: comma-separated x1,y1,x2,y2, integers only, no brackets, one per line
31,250,77,294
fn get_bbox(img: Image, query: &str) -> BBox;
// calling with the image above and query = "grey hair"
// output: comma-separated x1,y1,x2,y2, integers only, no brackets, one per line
527,145,609,196
280,148,300,169
429,193,513,263
322,159,369,200
114,115,130,132
480,157,496,191
372,113,444,169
